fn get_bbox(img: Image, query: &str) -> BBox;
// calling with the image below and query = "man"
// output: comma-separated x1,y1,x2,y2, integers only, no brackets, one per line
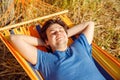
10,19,105,80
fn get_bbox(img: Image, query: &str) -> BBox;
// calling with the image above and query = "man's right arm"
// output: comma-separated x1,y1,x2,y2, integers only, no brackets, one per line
10,35,45,65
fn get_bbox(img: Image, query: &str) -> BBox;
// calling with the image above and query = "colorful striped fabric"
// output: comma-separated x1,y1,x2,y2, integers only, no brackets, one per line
0,13,120,80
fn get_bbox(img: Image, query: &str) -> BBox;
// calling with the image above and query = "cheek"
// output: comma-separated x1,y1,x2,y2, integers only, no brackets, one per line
64,32,68,38
48,35,55,42
47,36,56,46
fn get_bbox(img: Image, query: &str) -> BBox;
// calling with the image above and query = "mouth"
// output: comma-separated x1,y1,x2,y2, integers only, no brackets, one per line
56,36,64,41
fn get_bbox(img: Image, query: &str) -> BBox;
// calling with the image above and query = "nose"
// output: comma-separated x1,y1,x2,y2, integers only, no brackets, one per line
56,30,61,35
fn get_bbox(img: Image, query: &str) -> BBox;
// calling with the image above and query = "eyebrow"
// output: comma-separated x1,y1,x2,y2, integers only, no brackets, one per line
49,26,63,32
49,30,55,33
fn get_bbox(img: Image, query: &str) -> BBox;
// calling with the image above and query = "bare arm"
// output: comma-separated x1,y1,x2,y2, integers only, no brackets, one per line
10,35,45,65
67,21,94,45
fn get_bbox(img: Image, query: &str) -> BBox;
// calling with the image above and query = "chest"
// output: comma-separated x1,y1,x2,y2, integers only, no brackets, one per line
50,49,93,80
54,47,91,70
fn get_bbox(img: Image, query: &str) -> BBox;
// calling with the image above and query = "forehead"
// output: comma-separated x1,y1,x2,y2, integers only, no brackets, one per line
47,23,64,31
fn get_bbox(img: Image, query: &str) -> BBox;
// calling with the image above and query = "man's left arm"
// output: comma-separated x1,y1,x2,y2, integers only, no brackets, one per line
67,21,94,45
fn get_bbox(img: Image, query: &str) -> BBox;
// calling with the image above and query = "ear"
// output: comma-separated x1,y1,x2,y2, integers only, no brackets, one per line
45,40,49,46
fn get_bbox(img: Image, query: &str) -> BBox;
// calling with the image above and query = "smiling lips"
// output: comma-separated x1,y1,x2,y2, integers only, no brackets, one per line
56,35,64,41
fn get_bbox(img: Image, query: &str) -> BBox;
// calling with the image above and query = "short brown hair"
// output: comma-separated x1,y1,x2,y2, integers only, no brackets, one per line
40,19,68,42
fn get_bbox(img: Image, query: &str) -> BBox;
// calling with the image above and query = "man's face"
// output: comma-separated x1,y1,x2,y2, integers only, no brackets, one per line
45,23,68,51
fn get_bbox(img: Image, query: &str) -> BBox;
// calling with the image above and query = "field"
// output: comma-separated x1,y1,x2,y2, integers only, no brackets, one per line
0,0,120,79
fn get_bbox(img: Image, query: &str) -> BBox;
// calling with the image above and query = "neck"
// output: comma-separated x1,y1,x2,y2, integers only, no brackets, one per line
52,45,67,52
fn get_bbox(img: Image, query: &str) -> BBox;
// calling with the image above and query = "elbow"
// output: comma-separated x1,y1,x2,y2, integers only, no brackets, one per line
10,35,22,44
10,35,16,42
88,21,95,31
10,35,18,41
10,35,17,45
89,21,94,27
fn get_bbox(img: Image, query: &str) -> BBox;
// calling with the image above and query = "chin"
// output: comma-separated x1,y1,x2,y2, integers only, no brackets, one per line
57,40,68,45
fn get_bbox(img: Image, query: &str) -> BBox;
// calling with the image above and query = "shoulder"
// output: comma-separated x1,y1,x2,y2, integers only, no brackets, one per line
71,34,92,52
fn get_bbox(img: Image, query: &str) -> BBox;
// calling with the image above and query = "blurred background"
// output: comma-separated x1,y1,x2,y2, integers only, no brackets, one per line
0,0,120,79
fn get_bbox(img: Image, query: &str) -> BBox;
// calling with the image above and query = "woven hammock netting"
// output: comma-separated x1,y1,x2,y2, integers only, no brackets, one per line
0,0,63,28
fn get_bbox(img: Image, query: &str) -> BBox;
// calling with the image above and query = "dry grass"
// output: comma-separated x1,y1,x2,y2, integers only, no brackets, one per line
0,0,120,79
49,0,120,59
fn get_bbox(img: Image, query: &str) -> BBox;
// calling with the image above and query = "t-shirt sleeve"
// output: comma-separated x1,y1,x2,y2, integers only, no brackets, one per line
33,50,48,70
77,33,92,56
33,49,55,71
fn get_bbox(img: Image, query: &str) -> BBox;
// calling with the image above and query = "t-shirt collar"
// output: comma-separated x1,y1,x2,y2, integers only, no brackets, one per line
53,48,69,59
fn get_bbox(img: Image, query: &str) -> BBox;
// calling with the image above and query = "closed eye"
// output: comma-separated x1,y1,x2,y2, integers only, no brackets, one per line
49,26,65,35
50,31,56,35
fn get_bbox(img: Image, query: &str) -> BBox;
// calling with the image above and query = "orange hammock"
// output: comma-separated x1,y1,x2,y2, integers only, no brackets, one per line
0,0,120,79
0,11,120,80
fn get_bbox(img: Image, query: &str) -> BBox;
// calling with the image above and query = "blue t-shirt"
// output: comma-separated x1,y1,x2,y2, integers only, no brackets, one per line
34,34,106,80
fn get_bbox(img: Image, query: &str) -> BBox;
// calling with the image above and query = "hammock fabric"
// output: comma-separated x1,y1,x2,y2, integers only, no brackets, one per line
0,0,120,80
0,13,120,80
